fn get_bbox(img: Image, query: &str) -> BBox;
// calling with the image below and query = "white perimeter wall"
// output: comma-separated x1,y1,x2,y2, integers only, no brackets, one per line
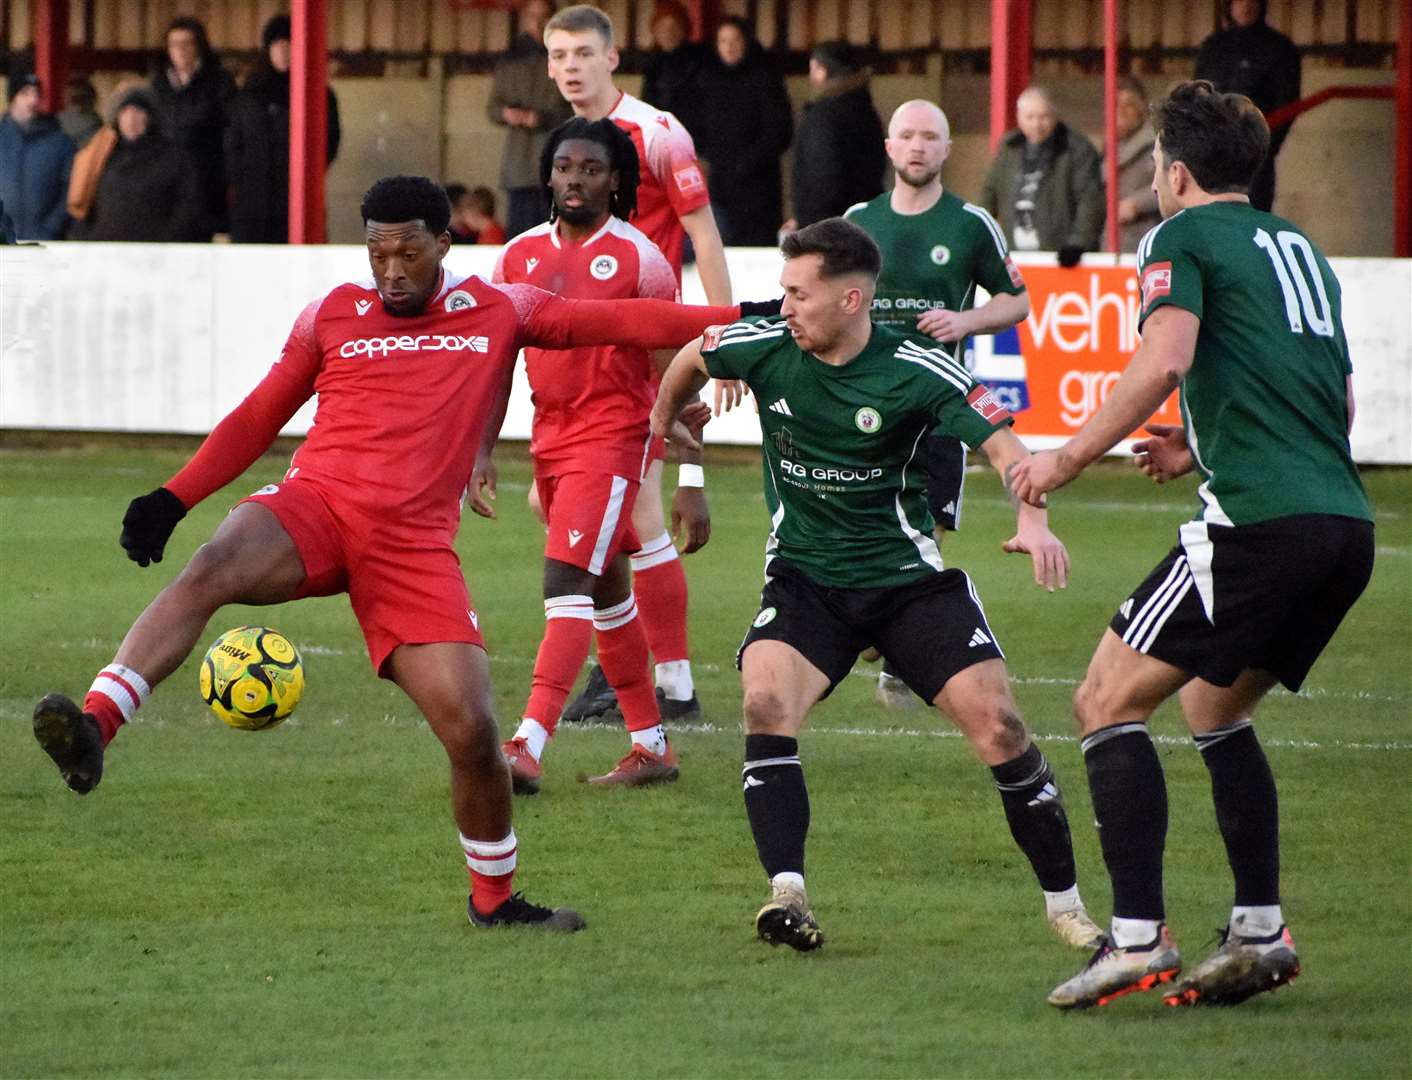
2,242,1409,463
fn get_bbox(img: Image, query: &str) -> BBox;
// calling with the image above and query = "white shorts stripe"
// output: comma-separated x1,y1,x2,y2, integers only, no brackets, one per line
588,476,628,575
1125,560,1194,654
963,572,1005,659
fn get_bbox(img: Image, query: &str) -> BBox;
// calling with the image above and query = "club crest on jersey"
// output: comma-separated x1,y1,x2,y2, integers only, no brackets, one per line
445,289,476,312
930,245,951,266
1141,261,1173,308
753,606,777,628
590,255,619,280
966,383,1011,423
854,407,882,434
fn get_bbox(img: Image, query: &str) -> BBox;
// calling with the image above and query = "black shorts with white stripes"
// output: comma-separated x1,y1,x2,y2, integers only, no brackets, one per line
738,558,1005,702
1111,513,1374,691
923,433,967,531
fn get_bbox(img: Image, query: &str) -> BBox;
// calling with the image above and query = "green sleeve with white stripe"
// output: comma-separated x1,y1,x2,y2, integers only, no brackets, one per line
910,354,1015,450
967,206,1026,297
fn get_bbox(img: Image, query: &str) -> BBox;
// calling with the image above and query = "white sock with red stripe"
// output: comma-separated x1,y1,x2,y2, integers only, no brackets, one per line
462,830,518,916
84,664,151,747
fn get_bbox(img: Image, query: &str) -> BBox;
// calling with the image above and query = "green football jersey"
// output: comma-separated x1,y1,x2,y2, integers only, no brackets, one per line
1136,202,1370,525
844,189,1026,359
703,317,1014,587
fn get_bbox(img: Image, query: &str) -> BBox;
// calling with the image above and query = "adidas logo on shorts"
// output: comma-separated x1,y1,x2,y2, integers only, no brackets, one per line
968,628,992,648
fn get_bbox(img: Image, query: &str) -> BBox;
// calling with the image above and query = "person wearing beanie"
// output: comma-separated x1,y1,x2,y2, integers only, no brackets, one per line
225,13,341,243
0,71,77,240
71,85,205,241
149,16,236,238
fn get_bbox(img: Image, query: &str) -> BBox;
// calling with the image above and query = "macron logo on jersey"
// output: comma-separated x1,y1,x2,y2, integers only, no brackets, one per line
525,257,540,274
768,398,793,416
354,298,373,316
339,333,490,359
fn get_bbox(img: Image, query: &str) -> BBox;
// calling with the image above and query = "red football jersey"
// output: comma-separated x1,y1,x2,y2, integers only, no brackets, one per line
495,217,677,478
607,91,710,279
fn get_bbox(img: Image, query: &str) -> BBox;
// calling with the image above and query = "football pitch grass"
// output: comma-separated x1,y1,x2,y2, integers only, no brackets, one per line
2,443,1409,1079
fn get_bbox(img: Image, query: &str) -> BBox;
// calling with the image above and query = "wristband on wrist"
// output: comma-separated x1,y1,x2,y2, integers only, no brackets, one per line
677,463,705,488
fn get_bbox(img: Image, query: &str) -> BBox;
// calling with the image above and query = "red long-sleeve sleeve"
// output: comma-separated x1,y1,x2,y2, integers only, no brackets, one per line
164,301,321,508
493,282,739,352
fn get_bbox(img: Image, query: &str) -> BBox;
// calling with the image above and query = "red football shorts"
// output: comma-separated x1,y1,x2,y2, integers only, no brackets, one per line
536,471,641,574
239,479,484,675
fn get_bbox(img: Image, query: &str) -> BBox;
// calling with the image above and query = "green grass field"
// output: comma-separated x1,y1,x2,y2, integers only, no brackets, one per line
2,443,1409,1079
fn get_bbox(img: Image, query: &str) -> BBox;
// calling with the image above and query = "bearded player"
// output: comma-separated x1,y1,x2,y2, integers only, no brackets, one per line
844,100,1030,709
1012,82,1374,1009
486,117,703,791
31,175,742,931
546,4,733,726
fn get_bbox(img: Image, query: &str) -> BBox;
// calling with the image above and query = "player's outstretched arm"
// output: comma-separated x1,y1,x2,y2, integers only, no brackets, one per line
651,339,712,449
1009,305,1199,507
512,284,739,352
123,366,312,566
976,426,1070,592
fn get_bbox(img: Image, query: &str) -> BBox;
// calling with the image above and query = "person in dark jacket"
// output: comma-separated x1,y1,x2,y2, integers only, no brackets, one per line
149,17,235,237
788,41,886,230
1195,0,1300,212
487,0,573,239
58,76,103,150
73,87,204,241
0,71,76,240
640,2,709,138
226,15,341,243
694,16,792,246
978,86,1105,267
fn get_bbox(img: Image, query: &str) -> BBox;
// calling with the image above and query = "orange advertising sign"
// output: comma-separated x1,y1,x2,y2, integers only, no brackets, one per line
971,265,1181,448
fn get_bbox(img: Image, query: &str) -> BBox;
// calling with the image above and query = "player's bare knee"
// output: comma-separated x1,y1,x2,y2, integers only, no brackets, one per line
742,686,794,735
1073,676,1121,735
438,710,500,773
974,704,1031,760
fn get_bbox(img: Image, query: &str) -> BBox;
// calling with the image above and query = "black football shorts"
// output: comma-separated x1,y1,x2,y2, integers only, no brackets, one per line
1110,513,1374,691
923,433,967,532
737,558,1005,702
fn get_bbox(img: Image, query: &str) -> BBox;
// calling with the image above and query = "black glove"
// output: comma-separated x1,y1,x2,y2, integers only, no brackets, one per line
1057,244,1085,269
738,296,784,318
120,487,187,567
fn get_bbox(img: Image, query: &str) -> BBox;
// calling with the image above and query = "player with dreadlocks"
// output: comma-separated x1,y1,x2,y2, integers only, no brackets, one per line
484,117,702,790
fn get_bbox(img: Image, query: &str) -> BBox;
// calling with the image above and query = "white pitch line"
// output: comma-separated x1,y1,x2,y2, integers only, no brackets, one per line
567,718,1412,754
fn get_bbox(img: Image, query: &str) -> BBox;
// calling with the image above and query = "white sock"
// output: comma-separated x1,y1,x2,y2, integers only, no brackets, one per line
630,724,667,755
771,871,806,896
90,663,152,721
1043,885,1084,919
513,718,549,761
655,659,693,700
1110,916,1162,948
1231,904,1283,938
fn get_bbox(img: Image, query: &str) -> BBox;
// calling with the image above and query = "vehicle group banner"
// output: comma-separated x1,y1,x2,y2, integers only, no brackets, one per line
970,264,1180,450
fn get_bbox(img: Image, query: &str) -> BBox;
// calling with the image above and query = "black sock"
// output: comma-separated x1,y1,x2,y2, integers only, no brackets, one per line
1082,724,1168,920
742,734,809,879
991,743,1077,893
1194,721,1280,906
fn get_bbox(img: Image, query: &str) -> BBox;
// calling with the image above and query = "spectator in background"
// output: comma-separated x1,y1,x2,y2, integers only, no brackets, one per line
71,86,204,241
1108,75,1161,252
0,72,75,240
979,85,1104,267
788,41,886,230
640,2,708,136
226,14,341,243
58,75,103,149
694,16,792,246
489,0,573,238
446,182,508,244
1195,0,1299,212
150,17,235,238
